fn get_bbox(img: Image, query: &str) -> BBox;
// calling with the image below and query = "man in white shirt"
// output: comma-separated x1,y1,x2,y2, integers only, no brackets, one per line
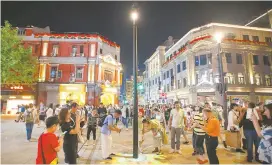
168,101,186,154
46,103,54,118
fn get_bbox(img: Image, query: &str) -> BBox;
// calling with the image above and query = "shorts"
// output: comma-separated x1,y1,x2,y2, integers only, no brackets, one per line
80,121,85,128
39,115,45,121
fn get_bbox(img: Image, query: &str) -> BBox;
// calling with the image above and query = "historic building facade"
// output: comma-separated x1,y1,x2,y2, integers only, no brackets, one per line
160,23,272,106
19,27,122,107
143,36,177,105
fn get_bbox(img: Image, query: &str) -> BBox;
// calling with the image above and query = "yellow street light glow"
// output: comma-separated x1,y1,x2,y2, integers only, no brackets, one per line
9,96,16,99
131,11,138,22
22,96,31,99
214,32,223,43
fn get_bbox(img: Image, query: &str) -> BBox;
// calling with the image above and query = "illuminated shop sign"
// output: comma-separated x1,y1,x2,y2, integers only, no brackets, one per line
10,86,23,90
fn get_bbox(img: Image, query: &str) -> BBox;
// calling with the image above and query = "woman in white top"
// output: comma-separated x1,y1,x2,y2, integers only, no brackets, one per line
46,104,54,118
227,103,245,153
54,104,61,116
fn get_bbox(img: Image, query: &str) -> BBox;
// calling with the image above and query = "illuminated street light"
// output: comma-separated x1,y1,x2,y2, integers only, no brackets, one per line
131,3,139,159
214,32,223,43
214,31,228,130
131,11,138,22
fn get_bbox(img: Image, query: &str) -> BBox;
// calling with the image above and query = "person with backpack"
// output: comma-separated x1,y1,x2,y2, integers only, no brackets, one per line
36,116,63,164
24,103,35,142
100,109,122,160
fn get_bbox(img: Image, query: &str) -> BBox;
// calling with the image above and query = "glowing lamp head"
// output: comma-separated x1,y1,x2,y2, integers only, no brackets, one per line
131,11,138,22
214,32,223,43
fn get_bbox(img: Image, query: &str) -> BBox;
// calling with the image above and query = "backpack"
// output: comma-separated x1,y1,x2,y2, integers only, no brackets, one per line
25,110,34,123
98,114,113,127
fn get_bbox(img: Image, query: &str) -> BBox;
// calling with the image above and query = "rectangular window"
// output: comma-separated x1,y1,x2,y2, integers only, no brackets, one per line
263,56,270,66
183,78,187,87
72,45,77,56
164,72,166,80
34,45,39,54
76,67,83,79
167,71,170,78
52,45,59,56
57,70,62,78
115,55,117,60
238,73,244,84
80,45,84,56
225,53,232,63
207,53,212,64
243,35,249,41
50,66,57,78
177,64,181,73
236,54,242,64
265,75,272,86
200,55,207,65
253,55,259,65
104,70,113,82
195,56,199,66
252,36,259,42
182,61,186,70
100,48,103,54
170,69,173,77
265,37,272,43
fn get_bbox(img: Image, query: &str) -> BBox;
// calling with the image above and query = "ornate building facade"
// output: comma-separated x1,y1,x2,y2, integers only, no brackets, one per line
20,27,122,106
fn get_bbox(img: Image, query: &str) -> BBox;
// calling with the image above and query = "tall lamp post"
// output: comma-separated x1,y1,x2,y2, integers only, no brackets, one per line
131,5,139,158
214,32,228,130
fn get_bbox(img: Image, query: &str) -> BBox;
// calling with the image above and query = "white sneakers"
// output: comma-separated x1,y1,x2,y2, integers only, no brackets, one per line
169,149,182,154
169,149,175,153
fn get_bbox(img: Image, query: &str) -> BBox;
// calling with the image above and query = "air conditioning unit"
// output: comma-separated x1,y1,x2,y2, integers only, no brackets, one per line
69,77,75,83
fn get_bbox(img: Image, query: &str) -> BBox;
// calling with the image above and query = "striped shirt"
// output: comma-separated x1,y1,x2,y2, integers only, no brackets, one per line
193,112,205,135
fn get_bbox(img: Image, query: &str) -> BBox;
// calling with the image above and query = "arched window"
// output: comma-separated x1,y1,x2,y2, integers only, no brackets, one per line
238,73,245,84
255,74,261,85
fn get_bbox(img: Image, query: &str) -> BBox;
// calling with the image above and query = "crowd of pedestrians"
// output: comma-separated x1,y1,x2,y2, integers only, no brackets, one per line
13,100,272,164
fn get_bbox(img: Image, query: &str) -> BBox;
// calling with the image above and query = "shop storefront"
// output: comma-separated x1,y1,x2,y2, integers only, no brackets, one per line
1,85,36,114
59,84,86,105
100,81,119,106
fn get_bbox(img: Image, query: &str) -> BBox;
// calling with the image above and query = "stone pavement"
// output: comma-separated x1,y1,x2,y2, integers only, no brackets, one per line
1,115,261,164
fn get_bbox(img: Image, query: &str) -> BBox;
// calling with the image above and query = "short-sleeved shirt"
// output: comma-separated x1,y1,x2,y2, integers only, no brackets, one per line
205,117,220,137
170,108,185,128
258,126,272,163
193,112,205,136
101,115,114,135
36,133,59,164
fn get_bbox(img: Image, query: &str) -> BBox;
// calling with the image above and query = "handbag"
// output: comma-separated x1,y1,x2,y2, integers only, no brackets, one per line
40,133,58,164
225,131,241,148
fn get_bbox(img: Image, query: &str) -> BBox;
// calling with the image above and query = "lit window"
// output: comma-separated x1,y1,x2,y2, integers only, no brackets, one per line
265,75,272,86
52,45,59,56
50,67,57,78
207,53,212,64
238,73,245,84
104,70,113,82
255,74,261,85
71,46,77,56
80,45,84,56
76,67,83,79
224,73,235,84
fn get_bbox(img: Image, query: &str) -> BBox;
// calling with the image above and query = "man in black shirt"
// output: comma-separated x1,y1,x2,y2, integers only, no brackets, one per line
98,103,107,117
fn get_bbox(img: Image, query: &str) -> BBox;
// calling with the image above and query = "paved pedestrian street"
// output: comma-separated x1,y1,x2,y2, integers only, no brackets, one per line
1,115,260,164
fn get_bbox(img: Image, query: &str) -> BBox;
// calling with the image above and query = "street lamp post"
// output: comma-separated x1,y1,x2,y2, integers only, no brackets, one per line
131,5,139,159
215,32,228,130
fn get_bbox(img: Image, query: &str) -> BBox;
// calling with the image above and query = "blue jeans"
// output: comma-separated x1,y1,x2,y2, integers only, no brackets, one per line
26,122,34,140
244,129,260,161
121,117,128,128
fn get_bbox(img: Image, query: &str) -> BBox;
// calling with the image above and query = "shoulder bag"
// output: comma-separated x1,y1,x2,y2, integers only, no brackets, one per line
40,133,58,164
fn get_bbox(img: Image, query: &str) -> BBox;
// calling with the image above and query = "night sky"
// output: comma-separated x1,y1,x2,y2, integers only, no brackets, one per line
2,1,272,78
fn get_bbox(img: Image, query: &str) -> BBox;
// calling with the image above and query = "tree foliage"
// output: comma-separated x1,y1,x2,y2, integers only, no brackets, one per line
1,21,39,86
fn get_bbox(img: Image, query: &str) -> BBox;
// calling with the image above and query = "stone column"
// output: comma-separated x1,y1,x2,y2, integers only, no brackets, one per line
189,86,197,104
